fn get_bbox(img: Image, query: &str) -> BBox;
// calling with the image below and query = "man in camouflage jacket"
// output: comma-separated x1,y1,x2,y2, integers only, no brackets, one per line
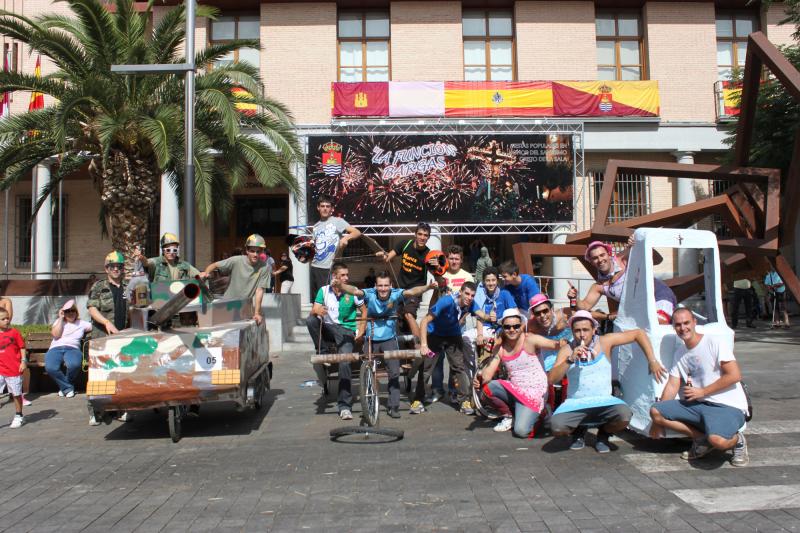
87,251,128,338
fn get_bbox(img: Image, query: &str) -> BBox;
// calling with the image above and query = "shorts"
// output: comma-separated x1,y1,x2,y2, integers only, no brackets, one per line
653,399,745,440
550,404,632,434
399,295,421,320
0,375,22,396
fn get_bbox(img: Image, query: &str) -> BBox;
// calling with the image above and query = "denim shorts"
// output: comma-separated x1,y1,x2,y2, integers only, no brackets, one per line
653,399,745,439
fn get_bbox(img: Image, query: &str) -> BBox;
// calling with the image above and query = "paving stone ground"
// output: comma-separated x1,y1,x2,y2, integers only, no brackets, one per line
1,321,799,532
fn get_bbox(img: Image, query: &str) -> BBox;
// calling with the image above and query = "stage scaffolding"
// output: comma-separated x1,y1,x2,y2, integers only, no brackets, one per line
294,119,585,236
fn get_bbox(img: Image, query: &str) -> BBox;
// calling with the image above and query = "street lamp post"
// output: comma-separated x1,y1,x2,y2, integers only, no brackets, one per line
111,0,197,264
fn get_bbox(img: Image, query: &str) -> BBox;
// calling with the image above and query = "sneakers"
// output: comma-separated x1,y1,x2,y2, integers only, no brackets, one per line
460,401,475,415
731,432,749,467
9,414,24,428
570,427,587,450
681,439,713,460
493,417,513,432
58,390,65,397
339,409,353,420
21,395,32,407
89,415,101,426
117,412,133,423
595,430,611,454
65,390,75,399
387,407,401,419
409,401,426,415
426,390,444,404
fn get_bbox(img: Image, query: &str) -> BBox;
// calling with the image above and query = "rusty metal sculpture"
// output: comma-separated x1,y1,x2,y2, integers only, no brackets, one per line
514,31,800,304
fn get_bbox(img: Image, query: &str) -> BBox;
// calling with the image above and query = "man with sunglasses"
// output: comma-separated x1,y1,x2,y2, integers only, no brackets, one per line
200,234,271,325
87,251,129,337
135,233,200,282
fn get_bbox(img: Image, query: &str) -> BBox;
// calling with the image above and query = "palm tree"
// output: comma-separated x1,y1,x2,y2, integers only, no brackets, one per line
0,0,303,267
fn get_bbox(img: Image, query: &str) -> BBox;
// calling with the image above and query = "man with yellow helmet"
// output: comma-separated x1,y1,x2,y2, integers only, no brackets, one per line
87,251,128,338
200,234,271,324
135,233,200,282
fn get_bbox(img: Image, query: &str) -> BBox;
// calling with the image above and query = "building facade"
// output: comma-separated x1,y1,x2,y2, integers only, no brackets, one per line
0,0,796,303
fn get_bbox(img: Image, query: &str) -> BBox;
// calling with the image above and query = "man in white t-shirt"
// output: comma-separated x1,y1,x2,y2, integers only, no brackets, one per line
310,195,361,299
650,308,749,466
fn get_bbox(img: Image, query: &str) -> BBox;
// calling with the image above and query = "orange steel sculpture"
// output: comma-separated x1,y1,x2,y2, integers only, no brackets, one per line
514,31,800,304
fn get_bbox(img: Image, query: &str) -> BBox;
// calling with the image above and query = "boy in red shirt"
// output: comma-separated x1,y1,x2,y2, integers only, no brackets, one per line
0,308,27,428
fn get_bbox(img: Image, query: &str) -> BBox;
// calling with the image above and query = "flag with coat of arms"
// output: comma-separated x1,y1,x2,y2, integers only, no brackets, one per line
29,55,44,111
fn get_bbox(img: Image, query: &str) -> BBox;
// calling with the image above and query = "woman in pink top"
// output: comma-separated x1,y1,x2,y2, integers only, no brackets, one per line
45,300,92,397
473,309,564,437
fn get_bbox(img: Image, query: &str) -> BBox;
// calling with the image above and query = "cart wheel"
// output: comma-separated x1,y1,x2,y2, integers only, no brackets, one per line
168,406,182,443
254,371,269,410
359,360,379,427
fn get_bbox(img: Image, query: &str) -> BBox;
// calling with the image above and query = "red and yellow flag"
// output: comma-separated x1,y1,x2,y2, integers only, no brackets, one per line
28,55,44,111
444,81,553,117
231,87,257,116
332,82,389,117
552,81,659,117
720,81,741,117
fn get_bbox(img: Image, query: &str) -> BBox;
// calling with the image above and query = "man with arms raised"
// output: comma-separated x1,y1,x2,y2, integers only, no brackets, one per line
307,262,366,420
548,310,666,453
649,308,749,466
332,271,436,419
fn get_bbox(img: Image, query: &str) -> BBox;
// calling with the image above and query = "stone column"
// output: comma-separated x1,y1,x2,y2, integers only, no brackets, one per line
292,160,310,305
33,162,53,279
672,151,698,277
159,173,180,238
551,227,572,303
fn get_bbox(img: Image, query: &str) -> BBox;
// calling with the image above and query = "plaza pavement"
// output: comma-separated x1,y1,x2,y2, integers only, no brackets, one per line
1,321,800,532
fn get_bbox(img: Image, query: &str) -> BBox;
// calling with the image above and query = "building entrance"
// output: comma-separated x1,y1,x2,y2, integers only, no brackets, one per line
214,195,288,260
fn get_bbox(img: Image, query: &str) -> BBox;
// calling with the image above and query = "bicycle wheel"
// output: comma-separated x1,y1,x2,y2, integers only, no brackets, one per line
472,352,501,420
359,360,380,427
329,425,404,443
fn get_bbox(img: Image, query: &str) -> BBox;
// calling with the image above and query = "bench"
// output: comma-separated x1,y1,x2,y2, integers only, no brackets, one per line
23,332,88,393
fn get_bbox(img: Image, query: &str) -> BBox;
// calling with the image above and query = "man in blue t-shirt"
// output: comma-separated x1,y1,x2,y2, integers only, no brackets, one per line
413,282,479,416
333,271,435,418
499,260,540,318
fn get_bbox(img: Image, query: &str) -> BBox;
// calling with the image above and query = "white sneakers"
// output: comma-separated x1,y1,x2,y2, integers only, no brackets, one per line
58,390,75,398
9,414,24,429
89,415,101,426
339,409,353,420
493,417,513,432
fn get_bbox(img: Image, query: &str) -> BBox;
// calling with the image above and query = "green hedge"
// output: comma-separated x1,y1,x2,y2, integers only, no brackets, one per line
14,324,52,338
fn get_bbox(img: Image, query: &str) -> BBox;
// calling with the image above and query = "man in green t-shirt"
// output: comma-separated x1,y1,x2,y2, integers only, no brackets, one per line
200,234,271,324
306,262,365,420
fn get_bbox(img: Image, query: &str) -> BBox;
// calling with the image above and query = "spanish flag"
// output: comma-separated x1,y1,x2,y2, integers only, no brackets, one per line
231,87,257,116
720,81,741,117
552,81,659,117
444,81,553,117
28,55,44,111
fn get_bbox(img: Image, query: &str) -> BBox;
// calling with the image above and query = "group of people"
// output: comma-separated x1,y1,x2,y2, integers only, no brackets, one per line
728,271,791,329
305,196,752,466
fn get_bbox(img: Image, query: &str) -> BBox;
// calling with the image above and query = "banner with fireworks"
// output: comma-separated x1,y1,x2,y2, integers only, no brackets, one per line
307,134,574,225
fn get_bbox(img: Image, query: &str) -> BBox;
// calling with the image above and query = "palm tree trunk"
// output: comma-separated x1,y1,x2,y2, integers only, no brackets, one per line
100,151,159,276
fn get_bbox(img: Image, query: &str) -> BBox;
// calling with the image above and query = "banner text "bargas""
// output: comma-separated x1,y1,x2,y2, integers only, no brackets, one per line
372,142,458,180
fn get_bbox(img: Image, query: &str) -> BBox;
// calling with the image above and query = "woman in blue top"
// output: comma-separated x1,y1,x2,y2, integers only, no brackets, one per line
473,267,517,346
547,310,666,453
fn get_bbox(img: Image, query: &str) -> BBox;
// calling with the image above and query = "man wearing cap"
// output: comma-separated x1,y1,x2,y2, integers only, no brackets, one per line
567,239,677,325
135,233,200,282
200,234,271,324
527,294,574,373
87,251,129,337
548,310,666,453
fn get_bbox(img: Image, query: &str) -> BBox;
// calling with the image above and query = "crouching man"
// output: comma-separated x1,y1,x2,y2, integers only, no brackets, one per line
548,310,666,453
649,308,749,466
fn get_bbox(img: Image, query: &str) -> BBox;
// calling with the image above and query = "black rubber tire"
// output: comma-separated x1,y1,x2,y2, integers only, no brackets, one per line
472,353,501,420
329,425,404,443
254,370,269,410
359,360,380,427
168,406,182,443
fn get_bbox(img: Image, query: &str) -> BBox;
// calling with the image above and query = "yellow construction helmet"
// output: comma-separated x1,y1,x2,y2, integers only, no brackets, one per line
245,234,266,248
104,251,125,265
160,232,180,248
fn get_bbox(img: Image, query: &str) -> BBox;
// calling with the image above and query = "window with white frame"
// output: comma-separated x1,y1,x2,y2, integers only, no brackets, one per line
337,11,390,82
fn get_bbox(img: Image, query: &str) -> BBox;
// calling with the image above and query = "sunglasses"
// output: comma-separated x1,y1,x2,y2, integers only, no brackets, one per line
163,247,179,254
106,264,124,270
502,323,522,331
532,308,550,317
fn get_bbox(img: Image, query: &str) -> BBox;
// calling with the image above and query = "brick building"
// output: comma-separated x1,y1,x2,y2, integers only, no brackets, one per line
0,0,796,304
